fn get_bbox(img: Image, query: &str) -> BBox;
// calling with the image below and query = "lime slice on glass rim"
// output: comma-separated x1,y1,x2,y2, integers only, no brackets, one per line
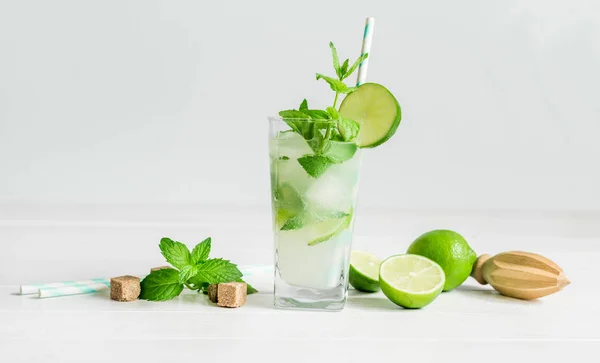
349,250,382,292
379,254,445,309
339,82,401,148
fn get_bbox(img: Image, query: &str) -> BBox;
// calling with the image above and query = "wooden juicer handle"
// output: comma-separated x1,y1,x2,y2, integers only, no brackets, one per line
470,251,570,300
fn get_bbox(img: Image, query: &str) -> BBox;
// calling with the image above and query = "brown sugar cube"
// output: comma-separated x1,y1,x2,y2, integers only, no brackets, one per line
150,266,172,272
110,275,140,302
217,282,247,308
208,284,219,303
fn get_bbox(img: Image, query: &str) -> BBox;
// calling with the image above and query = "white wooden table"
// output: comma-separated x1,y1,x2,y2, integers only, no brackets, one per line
1,206,599,362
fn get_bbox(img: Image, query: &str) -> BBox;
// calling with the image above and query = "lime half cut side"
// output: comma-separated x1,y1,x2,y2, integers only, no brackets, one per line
339,82,401,148
349,250,382,292
379,254,445,309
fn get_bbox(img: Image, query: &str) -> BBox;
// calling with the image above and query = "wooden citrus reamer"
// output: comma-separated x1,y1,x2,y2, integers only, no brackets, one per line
470,251,570,300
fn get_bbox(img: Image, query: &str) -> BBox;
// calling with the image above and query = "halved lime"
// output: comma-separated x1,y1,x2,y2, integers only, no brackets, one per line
339,83,401,148
379,254,445,309
349,250,381,292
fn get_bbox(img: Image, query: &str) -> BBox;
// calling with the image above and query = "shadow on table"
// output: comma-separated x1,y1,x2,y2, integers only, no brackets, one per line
454,285,543,305
345,290,402,311
240,291,278,310
242,290,403,311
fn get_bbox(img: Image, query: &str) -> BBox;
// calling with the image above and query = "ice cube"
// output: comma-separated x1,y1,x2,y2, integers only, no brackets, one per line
304,168,355,213
271,132,313,160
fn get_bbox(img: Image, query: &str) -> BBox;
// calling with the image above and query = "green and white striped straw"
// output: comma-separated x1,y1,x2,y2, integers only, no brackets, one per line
239,264,273,276
38,280,110,298
20,278,110,295
356,17,375,86
21,265,273,298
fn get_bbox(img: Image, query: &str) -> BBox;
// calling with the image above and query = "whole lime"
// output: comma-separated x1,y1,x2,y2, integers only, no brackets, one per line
406,230,476,291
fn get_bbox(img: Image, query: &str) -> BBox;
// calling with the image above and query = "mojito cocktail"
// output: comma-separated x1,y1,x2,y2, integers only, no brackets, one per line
270,119,361,310
269,39,401,310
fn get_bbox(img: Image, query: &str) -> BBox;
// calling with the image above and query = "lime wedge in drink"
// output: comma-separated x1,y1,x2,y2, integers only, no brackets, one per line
280,212,352,246
339,82,401,148
306,212,351,246
379,254,445,309
349,250,381,292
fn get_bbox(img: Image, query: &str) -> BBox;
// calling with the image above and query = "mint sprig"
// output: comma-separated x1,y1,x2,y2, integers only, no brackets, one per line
330,41,368,82
140,237,257,301
277,42,365,178
322,42,368,107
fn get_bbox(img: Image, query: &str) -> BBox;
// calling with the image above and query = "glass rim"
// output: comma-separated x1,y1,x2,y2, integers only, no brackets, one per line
268,116,335,123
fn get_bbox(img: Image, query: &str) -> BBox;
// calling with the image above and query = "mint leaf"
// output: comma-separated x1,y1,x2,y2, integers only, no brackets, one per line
329,42,341,78
281,214,306,231
316,73,348,93
236,278,258,294
337,117,361,141
297,155,334,178
342,53,369,80
159,238,191,270
330,128,345,141
275,183,305,213
326,106,340,120
191,258,243,285
245,283,259,294
307,124,330,154
178,264,199,284
299,99,308,111
341,86,357,95
279,110,312,139
279,156,290,160
279,109,308,119
140,269,184,301
281,104,329,122
191,237,211,264
303,109,330,120
324,141,358,163
341,59,349,76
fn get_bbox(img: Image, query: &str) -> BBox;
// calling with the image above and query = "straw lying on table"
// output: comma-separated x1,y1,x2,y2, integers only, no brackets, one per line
20,265,273,298
39,281,110,298
20,278,110,295
239,264,273,277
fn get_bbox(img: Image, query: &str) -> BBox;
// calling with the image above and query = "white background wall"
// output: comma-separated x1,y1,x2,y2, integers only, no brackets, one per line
1,0,599,211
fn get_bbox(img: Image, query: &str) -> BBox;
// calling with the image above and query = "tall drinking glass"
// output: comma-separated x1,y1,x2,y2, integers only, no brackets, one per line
269,117,361,311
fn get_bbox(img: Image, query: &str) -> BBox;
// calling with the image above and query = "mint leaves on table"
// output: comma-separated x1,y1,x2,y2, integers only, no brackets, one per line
139,268,184,301
277,42,365,178
158,238,192,269
189,258,243,285
191,238,211,263
139,237,257,301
